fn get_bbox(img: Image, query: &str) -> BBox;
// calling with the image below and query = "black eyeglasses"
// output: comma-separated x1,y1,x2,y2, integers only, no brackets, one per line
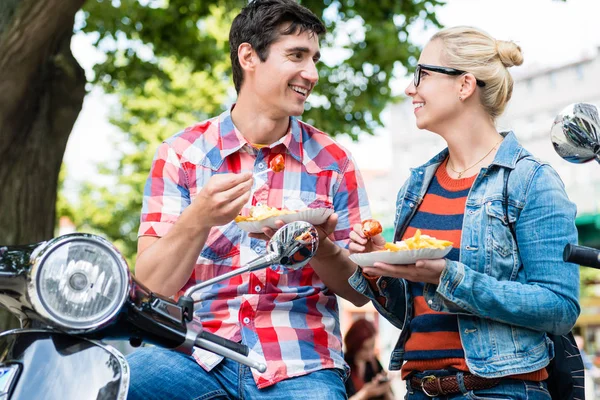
414,64,486,88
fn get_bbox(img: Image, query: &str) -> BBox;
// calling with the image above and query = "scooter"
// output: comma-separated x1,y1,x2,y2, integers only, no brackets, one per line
550,102,600,268
0,220,318,399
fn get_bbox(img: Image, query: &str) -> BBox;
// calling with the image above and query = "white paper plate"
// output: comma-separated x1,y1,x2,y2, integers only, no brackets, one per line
236,207,334,233
349,246,452,267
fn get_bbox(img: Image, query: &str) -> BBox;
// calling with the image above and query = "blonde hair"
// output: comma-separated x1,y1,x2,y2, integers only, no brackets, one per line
430,26,524,120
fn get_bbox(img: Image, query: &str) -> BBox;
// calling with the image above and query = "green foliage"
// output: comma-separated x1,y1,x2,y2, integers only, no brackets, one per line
66,56,231,267
65,0,443,263
580,266,600,298
81,0,443,139
301,0,443,137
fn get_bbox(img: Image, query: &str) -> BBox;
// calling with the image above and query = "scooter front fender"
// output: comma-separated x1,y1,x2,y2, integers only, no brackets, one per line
0,329,129,400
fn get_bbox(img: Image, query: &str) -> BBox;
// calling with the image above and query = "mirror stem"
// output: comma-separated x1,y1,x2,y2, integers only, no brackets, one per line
183,253,279,299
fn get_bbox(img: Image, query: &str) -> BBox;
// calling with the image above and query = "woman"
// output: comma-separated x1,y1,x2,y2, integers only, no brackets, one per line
344,319,393,400
348,26,580,399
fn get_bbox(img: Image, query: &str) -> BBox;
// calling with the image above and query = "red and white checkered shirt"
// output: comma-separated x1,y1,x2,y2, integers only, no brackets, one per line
139,107,371,388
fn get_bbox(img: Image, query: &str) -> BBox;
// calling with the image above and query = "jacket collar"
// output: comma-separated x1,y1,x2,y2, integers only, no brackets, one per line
490,131,525,169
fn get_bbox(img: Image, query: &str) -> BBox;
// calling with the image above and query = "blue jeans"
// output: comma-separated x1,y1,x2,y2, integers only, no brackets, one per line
405,371,551,400
126,347,347,400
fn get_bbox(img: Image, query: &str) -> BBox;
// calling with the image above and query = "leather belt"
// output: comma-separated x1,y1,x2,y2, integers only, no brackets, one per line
410,374,501,397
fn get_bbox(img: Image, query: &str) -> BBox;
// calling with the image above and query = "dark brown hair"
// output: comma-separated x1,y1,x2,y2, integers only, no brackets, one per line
229,0,326,93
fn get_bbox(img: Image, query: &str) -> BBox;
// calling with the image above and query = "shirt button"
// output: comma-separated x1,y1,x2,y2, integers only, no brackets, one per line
258,163,266,169
256,202,262,207
243,317,250,324
418,171,424,175
428,299,433,305
254,285,262,292
380,281,387,289
409,203,414,208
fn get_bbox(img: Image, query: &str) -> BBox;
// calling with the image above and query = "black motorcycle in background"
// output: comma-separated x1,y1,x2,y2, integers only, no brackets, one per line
0,221,318,399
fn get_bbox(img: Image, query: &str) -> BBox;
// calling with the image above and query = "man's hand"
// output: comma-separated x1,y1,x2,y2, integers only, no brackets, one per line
250,212,336,242
248,219,285,242
249,213,339,257
193,172,253,228
314,212,337,240
250,212,368,306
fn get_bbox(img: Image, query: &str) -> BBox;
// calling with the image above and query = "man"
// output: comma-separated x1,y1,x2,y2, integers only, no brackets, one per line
127,1,370,399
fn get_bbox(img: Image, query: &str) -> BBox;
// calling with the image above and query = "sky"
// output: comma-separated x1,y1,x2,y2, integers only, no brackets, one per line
65,0,600,186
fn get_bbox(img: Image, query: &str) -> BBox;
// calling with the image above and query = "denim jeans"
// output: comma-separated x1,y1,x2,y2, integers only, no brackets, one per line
126,347,347,400
404,371,551,400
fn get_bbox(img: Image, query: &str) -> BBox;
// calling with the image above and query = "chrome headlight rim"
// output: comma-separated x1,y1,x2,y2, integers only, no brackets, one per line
28,233,131,333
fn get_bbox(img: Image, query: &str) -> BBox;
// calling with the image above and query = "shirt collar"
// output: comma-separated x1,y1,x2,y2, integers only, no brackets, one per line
214,106,304,167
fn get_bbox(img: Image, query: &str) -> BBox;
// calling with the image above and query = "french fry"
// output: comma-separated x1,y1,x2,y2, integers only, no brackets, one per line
382,229,452,252
384,242,408,251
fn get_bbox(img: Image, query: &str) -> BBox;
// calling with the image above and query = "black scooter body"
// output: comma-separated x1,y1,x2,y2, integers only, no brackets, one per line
0,330,128,400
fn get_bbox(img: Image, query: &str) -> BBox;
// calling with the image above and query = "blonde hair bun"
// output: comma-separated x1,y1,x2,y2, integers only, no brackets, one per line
430,26,524,120
496,40,524,68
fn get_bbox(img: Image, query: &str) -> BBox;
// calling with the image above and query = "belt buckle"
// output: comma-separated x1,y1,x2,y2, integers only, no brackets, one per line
420,375,439,397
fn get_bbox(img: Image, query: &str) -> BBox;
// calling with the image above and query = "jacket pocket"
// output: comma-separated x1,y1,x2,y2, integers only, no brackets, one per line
484,201,519,280
485,201,513,256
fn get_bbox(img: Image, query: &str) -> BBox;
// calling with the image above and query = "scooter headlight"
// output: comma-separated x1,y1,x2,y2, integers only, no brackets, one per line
29,234,130,332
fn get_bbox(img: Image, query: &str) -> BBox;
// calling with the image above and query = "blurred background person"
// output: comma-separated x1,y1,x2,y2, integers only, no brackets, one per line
344,319,394,400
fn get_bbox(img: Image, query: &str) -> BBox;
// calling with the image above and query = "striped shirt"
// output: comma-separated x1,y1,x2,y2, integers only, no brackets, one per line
400,160,474,378
139,106,371,388
401,161,547,382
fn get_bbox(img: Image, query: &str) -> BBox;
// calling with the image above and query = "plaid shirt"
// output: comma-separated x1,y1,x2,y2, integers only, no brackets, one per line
139,107,371,388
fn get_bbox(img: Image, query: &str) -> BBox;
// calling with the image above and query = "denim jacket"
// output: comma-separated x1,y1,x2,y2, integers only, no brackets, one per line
349,132,580,378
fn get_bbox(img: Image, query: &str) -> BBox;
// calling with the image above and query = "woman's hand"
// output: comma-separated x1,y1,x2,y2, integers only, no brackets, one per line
362,258,446,285
349,223,386,255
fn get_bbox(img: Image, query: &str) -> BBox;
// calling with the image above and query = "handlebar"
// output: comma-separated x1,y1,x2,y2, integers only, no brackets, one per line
197,330,249,356
194,332,266,373
127,281,265,372
563,244,600,269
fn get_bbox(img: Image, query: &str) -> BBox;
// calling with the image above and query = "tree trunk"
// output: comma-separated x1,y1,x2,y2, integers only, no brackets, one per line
0,0,86,331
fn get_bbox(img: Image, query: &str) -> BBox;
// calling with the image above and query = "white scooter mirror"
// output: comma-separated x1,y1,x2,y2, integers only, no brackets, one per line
266,220,319,271
551,102,600,164
183,221,319,299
